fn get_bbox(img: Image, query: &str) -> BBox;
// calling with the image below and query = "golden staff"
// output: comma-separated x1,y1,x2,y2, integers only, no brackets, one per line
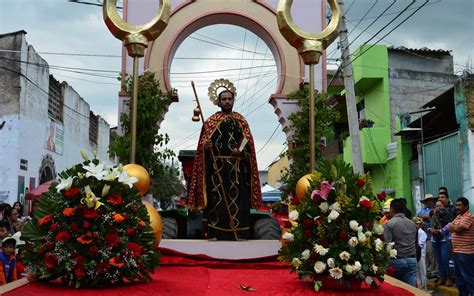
277,0,341,172
103,0,171,163
191,81,239,241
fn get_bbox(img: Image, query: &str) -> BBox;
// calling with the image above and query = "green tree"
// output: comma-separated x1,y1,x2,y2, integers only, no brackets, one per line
109,72,181,206
280,84,340,199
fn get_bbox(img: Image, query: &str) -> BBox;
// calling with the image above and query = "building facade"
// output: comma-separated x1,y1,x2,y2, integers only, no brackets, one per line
331,45,455,211
0,31,110,207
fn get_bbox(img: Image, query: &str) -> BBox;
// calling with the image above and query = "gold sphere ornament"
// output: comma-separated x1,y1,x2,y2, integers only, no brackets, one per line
143,201,163,246
123,164,151,196
295,173,316,199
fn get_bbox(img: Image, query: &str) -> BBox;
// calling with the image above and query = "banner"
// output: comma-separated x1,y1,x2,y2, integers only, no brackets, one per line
45,117,64,155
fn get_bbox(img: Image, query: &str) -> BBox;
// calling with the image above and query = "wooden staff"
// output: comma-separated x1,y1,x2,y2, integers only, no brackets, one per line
191,81,239,241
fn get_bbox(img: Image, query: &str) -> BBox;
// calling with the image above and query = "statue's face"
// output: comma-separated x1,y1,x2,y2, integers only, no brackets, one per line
219,91,234,112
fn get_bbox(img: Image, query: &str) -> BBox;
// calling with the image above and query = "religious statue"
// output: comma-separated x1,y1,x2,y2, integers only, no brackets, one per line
188,79,262,240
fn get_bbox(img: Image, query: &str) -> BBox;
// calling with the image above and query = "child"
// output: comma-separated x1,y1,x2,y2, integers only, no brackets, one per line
0,236,17,285
15,249,26,279
413,217,428,290
0,221,11,248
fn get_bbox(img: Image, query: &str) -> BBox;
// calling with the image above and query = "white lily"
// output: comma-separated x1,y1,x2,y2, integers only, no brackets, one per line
83,162,107,181
104,167,121,181
56,176,76,193
118,171,138,188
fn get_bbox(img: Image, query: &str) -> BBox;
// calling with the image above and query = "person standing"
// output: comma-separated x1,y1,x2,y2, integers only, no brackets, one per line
188,79,262,241
417,193,438,279
429,200,453,286
384,199,418,286
448,197,474,296
413,217,428,290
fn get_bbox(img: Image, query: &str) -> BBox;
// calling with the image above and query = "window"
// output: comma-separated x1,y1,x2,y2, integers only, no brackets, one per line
48,75,63,122
89,111,98,145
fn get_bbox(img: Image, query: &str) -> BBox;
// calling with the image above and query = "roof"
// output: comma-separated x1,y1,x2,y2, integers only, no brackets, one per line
388,46,451,55
0,30,27,38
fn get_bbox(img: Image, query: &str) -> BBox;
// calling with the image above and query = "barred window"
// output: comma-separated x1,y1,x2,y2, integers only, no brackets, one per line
48,75,63,122
89,111,98,145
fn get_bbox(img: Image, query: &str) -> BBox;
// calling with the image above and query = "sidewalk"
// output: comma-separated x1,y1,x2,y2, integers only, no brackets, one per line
427,278,459,296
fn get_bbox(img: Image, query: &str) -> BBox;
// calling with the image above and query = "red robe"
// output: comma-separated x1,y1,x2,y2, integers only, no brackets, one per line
188,111,262,210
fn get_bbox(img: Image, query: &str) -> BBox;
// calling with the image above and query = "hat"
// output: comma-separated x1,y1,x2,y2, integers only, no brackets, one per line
421,193,437,203
2,236,17,246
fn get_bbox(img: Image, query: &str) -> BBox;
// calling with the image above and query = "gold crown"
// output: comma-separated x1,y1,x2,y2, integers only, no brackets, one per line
207,78,237,105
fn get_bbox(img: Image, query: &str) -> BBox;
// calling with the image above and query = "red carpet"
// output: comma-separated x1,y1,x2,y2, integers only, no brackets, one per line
5,249,414,295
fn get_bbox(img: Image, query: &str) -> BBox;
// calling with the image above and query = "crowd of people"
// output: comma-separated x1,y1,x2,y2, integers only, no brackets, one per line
0,200,37,285
383,187,474,296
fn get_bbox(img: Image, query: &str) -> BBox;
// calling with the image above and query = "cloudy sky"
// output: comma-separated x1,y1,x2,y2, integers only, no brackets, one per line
1,0,473,172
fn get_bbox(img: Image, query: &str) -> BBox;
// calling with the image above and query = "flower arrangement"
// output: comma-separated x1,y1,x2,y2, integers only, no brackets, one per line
21,155,160,288
279,159,395,291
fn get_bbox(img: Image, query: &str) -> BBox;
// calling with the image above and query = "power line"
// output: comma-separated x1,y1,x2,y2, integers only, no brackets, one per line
169,64,276,75
257,123,281,155
0,49,120,58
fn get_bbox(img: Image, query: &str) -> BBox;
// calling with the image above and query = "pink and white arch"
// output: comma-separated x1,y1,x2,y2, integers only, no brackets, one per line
120,0,326,140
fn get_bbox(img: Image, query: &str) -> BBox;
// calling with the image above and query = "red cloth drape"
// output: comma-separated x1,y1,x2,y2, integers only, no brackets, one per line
5,250,414,296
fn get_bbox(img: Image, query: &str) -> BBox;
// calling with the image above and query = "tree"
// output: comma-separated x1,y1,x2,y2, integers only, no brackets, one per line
280,84,340,199
109,72,181,206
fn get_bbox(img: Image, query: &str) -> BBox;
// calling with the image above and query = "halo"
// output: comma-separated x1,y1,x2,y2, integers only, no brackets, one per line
207,78,237,105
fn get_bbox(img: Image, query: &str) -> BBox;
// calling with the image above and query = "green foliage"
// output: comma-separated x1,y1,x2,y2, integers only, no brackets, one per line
109,72,181,205
280,85,340,199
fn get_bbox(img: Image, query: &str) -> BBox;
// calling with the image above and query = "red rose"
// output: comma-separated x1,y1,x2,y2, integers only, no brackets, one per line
284,221,292,229
83,208,98,219
339,231,348,240
49,223,60,232
71,223,79,232
303,219,313,229
379,234,385,241
38,247,45,254
312,195,322,204
92,231,99,239
290,196,300,205
127,242,143,257
364,221,372,229
83,221,91,229
89,246,99,256
64,187,81,199
356,179,365,187
55,231,71,242
108,193,123,206
360,199,372,209
45,253,58,269
45,243,55,250
74,255,85,266
131,204,140,212
105,230,121,248
97,262,110,274
74,266,86,278
303,230,312,238
126,227,136,237
309,251,318,260
377,192,387,201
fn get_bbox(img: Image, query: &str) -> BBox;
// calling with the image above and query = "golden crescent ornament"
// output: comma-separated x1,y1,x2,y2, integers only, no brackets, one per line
103,0,171,57
277,0,341,64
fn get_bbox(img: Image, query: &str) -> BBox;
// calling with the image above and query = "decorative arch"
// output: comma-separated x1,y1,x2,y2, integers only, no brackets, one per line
144,0,304,139
38,154,56,184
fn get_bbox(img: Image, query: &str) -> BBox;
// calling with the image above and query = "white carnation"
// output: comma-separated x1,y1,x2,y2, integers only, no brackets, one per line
314,244,329,256
289,210,299,221
319,202,329,213
314,261,327,274
365,231,372,238
373,222,384,235
353,261,361,272
348,237,358,247
375,238,384,252
349,220,359,232
386,242,395,251
365,276,374,285
358,231,366,243
282,232,294,241
389,249,398,258
292,257,302,268
327,258,335,268
371,264,378,273
329,202,342,212
339,251,351,261
329,267,343,280
327,209,340,222
301,249,310,261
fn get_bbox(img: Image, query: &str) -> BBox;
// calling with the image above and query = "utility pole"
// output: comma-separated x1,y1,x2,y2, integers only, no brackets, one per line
337,0,364,174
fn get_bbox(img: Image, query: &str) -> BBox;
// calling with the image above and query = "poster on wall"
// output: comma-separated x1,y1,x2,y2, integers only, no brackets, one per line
45,117,64,155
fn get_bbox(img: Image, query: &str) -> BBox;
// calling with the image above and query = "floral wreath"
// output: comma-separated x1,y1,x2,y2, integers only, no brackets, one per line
207,78,237,105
